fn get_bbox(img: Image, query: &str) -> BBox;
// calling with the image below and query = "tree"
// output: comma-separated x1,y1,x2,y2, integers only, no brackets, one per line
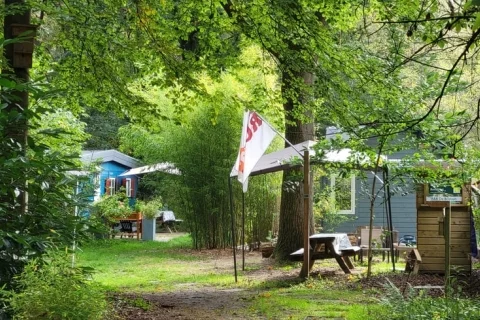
19,0,480,265
117,48,284,249
2,0,32,216
0,0,98,292
365,0,480,153
81,108,128,150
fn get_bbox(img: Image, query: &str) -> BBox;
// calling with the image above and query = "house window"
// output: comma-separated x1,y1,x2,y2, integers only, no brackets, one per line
93,174,101,202
330,175,355,214
106,178,116,196
125,178,132,197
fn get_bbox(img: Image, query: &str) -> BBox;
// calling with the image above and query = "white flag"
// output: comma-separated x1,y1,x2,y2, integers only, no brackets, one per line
231,111,277,192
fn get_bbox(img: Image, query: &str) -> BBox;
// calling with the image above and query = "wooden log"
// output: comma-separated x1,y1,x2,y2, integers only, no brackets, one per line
405,249,422,274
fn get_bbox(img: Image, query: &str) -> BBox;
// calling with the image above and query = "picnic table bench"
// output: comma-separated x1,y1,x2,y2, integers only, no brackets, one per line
290,233,361,274
359,245,417,263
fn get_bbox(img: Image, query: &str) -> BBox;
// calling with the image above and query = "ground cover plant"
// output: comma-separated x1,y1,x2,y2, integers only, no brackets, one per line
74,234,480,319
1,252,109,320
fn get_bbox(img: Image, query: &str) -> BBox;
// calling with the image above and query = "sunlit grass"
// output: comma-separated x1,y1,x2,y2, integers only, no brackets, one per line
77,236,409,318
77,235,219,291
248,279,384,319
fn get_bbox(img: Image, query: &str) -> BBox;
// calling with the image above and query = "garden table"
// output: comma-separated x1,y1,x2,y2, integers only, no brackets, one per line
290,233,360,274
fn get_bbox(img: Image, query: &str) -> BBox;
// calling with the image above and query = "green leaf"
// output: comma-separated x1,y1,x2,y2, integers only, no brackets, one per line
473,13,480,31
455,22,462,33
0,78,18,89
465,0,480,9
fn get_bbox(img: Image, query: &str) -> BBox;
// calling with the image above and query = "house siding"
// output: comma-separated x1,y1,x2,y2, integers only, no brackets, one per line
99,162,138,206
334,174,417,239
100,162,130,195
334,134,419,239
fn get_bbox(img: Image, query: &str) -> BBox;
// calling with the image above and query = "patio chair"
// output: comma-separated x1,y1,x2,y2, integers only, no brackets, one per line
119,220,134,238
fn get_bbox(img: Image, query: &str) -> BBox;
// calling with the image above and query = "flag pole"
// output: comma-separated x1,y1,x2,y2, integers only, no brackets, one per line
242,192,245,271
256,114,304,158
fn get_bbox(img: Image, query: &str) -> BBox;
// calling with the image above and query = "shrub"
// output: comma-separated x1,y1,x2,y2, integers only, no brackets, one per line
376,278,480,320
135,198,163,219
92,188,133,222
1,252,109,320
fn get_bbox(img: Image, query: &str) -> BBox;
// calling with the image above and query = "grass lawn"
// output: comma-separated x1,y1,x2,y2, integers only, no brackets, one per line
77,235,235,291
77,235,407,319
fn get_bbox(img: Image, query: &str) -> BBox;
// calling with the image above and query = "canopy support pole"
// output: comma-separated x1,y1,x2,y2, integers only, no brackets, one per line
228,177,238,282
384,167,396,271
300,150,311,278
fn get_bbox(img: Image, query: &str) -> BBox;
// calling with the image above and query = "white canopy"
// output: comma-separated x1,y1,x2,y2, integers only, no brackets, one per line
119,162,181,176
230,140,382,178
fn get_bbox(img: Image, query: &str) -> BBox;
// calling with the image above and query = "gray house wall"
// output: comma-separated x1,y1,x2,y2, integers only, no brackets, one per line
334,174,417,239
332,133,419,239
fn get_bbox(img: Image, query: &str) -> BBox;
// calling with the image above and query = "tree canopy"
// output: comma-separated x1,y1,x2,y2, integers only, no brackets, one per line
2,0,480,273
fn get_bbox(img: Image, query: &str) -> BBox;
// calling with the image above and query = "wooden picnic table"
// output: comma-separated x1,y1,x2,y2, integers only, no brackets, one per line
290,233,360,274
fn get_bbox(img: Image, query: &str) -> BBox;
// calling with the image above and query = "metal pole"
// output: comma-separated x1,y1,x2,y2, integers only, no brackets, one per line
384,167,396,271
242,192,245,271
228,178,237,282
300,150,310,278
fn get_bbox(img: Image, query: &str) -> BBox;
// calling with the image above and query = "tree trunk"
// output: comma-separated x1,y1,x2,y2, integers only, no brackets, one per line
2,0,30,214
275,70,315,261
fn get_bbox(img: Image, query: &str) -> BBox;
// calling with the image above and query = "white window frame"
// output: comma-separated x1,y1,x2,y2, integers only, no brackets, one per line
125,178,132,197
330,174,355,215
107,178,116,196
93,174,101,202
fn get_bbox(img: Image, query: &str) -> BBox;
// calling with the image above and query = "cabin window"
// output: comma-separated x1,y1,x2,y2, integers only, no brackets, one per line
93,174,101,201
330,175,355,214
125,178,132,197
106,178,116,196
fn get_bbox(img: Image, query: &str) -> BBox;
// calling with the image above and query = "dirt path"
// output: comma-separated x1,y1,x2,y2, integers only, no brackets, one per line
111,247,480,319
112,250,297,319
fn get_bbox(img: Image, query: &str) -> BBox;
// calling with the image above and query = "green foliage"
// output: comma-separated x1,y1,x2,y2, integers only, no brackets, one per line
135,198,162,219
15,0,480,259
2,253,108,320
0,84,95,289
313,171,354,233
377,278,480,320
116,44,284,249
163,104,240,249
81,108,128,150
30,109,89,157
92,188,133,222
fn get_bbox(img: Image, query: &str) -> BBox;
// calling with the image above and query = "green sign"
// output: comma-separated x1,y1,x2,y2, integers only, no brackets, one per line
427,185,462,204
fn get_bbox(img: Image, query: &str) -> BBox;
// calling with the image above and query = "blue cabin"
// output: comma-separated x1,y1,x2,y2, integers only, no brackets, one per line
81,150,140,206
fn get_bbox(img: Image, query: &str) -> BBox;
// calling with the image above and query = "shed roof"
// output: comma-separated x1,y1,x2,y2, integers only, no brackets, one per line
81,150,140,169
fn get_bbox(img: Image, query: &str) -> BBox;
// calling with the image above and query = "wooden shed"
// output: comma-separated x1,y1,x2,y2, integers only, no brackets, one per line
416,183,472,274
